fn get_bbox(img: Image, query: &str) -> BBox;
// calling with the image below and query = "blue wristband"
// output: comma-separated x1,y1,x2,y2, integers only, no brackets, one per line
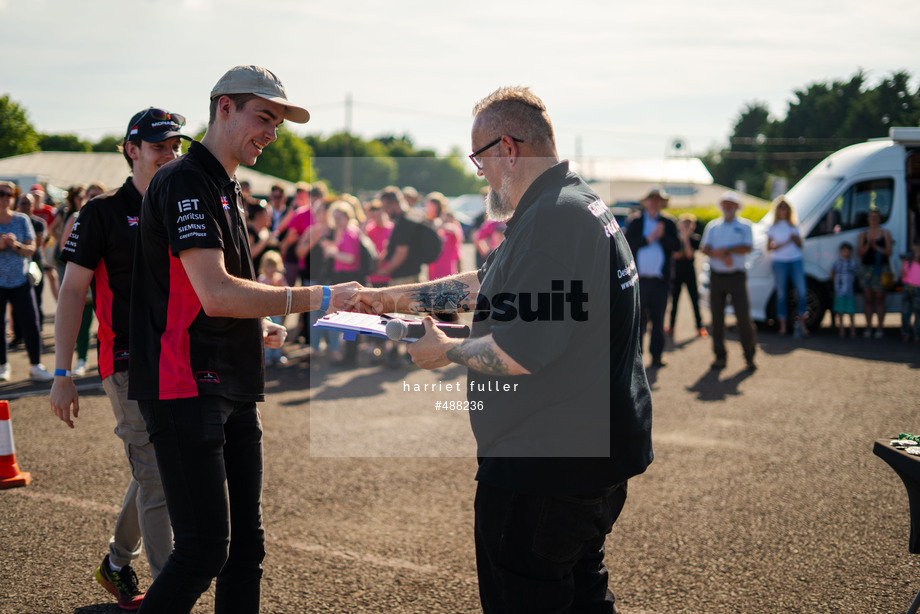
54,369,73,377
320,286,331,312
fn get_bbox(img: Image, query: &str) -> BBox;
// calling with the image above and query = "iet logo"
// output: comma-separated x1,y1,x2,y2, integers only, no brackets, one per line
178,199,199,213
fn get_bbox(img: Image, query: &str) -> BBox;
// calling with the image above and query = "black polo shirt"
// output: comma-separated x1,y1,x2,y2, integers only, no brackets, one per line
385,213,423,279
60,178,141,379
469,161,653,496
128,141,264,402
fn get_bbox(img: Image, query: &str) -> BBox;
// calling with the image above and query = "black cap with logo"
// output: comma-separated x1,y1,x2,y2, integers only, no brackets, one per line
124,108,191,143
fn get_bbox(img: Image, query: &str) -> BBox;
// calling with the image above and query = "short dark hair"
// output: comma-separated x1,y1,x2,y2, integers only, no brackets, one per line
378,186,404,208
472,86,556,154
209,93,259,125
839,242,853,252
121,140,140,171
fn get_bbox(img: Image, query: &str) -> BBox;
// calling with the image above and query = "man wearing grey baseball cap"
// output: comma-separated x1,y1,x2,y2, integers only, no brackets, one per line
128,66,357,613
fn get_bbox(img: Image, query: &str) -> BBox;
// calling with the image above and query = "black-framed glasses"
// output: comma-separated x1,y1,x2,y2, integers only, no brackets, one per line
0,191,12,198
469,135,524,171
137,107,187,128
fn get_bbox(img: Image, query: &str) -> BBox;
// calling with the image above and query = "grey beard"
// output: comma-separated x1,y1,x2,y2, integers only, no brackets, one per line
485,170,515,221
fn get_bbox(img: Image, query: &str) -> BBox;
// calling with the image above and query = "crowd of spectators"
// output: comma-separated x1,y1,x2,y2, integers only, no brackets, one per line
237,182,491,369
12,175,915,382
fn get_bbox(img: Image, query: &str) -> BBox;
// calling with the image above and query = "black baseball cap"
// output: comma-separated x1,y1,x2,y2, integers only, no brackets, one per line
124,108,191,143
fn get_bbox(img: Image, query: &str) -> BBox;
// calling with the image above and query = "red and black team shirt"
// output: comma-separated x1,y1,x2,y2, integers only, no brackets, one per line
128,141,264,402
59,178,140,379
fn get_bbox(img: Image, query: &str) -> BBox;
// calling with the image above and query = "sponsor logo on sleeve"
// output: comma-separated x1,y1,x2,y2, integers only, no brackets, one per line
586,198,620,238
178,198,199,213
176,198,207,239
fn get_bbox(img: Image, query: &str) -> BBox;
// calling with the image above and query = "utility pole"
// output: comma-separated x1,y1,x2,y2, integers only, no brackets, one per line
344,93,353,193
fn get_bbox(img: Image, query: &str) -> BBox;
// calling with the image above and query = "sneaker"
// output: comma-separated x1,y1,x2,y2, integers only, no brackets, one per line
874,330,884,339
73,359,87,377
710,358,726,370
697,328,709,338
863,329,873,338
0,363,9,381
29,364,53,382
745,360,758,371
95,555,144,610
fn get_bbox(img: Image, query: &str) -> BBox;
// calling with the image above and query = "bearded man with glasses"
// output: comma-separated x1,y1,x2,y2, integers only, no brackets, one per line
350,86,653,613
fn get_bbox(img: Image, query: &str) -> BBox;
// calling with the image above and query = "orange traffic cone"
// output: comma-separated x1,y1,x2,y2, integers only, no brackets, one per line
0,400,31,489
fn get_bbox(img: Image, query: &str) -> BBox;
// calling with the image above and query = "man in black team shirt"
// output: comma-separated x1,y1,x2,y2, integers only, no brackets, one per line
51,107,190,610
127,66,356,614
349,86,653,613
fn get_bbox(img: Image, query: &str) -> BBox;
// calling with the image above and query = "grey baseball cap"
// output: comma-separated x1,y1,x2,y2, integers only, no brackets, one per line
210,65,310,124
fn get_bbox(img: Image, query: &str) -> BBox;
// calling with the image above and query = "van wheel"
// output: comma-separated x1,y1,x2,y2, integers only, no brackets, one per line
766,278,828,331
800,279,829,331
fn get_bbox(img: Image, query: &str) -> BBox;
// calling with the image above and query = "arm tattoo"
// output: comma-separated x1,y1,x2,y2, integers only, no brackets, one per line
409,280,472,314
447,337,511,376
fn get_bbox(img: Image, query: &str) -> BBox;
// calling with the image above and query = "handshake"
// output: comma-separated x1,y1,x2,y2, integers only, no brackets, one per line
322,281,469,370
324,282,423,317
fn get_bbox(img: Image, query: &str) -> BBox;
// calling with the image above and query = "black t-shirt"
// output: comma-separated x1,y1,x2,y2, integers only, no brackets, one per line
468,161,653,496
27,215,46,266
60,178,140,378
128,141,264,402
385,213,422,278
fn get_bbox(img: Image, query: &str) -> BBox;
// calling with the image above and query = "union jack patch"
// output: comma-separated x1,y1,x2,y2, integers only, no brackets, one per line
127,216,139,226
221,196,230,210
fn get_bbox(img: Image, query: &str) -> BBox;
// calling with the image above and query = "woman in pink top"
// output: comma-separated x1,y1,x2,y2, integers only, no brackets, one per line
424,192,464,281
321,201,363,283
900,239,920,342
363,199,392,287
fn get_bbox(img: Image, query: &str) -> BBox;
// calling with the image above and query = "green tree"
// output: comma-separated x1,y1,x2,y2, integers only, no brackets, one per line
39,133,92,152
706,102,773,196
306,132,398,193
92,135,122,153
303,132,484,196
0,95,40,158
704,70,920,198
250,126,313,182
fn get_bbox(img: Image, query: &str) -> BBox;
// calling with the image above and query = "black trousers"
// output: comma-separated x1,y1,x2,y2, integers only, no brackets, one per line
474,481,628,614
138,396,265,614
638,277,669,361
669,262,703,330
0,282,42,365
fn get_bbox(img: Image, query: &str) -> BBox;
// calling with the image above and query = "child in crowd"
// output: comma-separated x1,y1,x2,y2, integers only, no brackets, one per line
831,242,858,338
258,250,288,366
900,239,920,342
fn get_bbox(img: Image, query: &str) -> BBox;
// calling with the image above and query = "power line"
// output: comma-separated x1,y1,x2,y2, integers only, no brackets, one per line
730,136,863,146
722,151,836,160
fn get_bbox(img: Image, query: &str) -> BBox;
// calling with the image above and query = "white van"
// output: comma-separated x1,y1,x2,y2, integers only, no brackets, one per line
701,127,920,329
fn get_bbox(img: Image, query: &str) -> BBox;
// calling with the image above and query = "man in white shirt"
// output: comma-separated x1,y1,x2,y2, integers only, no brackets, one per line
700,192,757,370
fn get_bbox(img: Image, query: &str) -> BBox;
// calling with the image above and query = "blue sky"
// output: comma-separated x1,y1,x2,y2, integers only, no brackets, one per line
2,0,918,167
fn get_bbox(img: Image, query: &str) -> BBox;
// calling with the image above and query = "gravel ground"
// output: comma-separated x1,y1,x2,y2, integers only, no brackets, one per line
1,289,918,613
